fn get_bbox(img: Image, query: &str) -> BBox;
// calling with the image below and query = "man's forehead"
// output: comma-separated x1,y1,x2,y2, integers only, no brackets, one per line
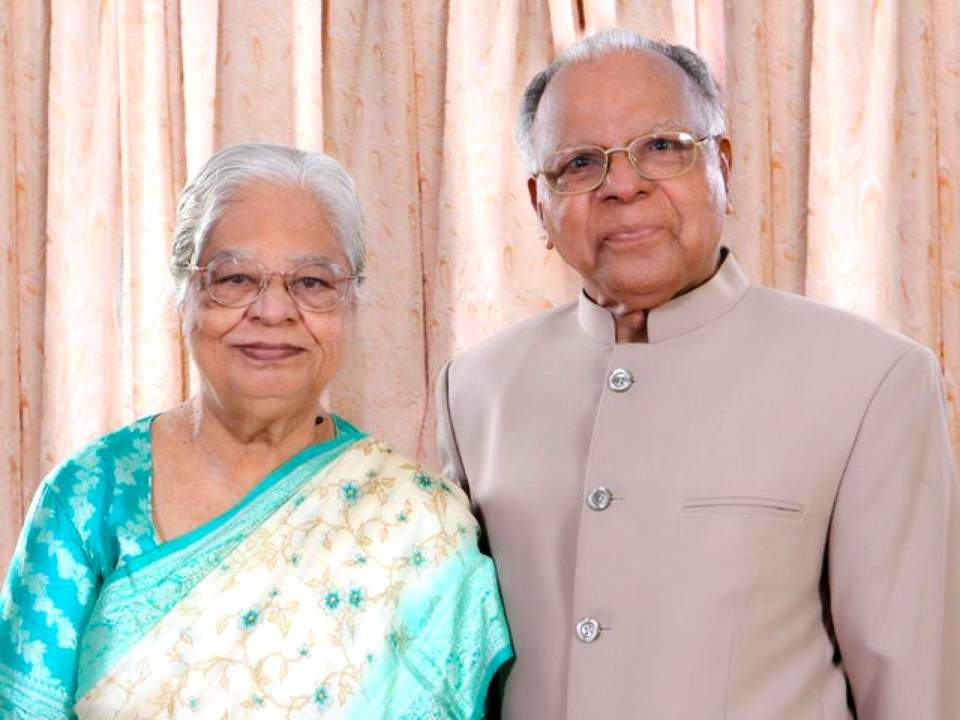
533,50,702,151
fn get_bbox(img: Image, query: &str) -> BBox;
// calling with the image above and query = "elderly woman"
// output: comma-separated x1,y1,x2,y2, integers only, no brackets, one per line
0,144,512,718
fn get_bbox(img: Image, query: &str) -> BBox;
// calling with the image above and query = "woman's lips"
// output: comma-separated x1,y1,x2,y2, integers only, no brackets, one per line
234,343,305,361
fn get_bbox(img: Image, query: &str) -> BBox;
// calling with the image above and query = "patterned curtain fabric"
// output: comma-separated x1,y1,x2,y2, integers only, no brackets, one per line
1,0,958,576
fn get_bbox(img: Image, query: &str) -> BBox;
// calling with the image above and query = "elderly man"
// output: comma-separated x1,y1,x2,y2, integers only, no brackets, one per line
436,29,959,719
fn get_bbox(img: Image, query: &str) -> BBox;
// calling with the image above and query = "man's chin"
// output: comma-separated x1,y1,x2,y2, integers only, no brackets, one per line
590,267,683,311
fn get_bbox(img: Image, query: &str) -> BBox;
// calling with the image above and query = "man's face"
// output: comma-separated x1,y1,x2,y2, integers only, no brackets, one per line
529,50,732,312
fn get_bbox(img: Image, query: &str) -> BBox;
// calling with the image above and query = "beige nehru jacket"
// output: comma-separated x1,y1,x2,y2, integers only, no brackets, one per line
436,252,960,719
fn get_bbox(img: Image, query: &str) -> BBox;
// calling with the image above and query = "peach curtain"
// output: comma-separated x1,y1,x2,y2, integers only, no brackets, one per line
2,0,958,577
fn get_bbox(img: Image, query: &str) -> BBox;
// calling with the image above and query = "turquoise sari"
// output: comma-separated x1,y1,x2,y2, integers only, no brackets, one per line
0,416,512,718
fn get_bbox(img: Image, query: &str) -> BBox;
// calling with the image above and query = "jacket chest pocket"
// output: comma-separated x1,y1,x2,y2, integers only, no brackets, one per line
677,495,813,589
681,495,804,519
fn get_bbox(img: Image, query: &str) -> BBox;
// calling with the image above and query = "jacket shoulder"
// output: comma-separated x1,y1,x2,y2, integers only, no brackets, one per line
742,285,926,359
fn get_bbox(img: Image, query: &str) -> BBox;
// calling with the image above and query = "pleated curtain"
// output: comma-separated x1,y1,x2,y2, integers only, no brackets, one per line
2,0,958,575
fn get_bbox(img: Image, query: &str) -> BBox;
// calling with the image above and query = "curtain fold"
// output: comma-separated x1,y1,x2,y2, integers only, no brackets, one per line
43,0,123,470
2,0,958,577
426,0,580,461
321,1,431,459
936,0,959,453
116,0,186,423
723,0,811,293
1,0,48,571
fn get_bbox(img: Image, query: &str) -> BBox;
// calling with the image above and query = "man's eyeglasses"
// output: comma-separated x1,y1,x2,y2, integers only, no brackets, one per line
538,131,720,195
182,257,359,313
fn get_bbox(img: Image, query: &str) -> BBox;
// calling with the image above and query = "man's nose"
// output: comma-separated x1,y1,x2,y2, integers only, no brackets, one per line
599,149,653,200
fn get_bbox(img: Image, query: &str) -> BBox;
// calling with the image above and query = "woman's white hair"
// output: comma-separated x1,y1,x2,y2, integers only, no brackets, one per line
170,143,366,307
517,28,726,174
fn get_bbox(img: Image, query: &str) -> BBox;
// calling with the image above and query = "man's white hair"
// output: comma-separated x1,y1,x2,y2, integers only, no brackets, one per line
170,143,366,308
517,28,726,174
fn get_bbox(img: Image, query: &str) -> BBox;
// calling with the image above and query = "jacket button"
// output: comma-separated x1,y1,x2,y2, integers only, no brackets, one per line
575,617,601,643
608,368,634,392
586,486,613,511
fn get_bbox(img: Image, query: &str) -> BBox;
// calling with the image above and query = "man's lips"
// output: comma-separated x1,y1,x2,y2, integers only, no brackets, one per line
233,343,306,360
602,225,664,244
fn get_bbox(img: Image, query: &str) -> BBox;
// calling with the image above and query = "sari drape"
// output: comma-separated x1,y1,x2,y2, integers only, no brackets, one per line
1,417,511,719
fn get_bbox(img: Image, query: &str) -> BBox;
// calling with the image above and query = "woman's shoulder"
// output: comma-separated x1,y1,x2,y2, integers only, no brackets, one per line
43,415,155,496
343,435,469,498
322,435,483,578
37,416,156,551
330,433,477,531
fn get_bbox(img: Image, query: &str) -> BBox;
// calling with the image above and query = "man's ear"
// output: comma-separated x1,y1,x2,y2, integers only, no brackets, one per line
527,175,541,223
717,136,733,193
527,176,553,249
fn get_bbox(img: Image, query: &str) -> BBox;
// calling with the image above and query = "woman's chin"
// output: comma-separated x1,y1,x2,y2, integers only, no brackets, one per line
220,379,318,409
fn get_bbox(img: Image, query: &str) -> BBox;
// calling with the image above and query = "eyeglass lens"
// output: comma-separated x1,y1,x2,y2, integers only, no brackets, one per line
203,258,348,312
544,132,698,193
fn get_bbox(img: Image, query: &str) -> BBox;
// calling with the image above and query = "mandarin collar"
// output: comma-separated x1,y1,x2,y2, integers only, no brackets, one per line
576,248,750,345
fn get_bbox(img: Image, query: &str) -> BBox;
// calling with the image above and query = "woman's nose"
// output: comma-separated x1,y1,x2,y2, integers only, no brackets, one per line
248,275,298,323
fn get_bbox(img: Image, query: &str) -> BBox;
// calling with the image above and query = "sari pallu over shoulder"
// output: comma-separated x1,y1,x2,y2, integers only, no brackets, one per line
74,419,366,701
74,434,512,719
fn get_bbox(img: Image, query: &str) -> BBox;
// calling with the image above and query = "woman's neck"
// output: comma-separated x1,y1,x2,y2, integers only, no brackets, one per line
180,394,333,481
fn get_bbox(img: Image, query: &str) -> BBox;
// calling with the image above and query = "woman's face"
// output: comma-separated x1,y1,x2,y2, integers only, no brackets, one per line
184,182,353,417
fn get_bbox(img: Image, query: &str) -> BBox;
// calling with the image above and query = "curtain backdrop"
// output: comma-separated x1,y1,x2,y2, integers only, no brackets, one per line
2,0,958,576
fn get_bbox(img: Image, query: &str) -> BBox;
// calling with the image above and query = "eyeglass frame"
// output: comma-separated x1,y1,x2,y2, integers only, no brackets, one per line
179,257,362,313
535,131,723,195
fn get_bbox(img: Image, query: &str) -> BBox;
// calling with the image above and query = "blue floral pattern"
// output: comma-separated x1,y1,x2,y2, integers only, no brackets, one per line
0,417,159,719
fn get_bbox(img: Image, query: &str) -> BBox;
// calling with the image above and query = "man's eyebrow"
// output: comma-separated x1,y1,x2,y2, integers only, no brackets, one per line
645,120,689,133
552,120,694,151
205,248,251,262
289,253,343,266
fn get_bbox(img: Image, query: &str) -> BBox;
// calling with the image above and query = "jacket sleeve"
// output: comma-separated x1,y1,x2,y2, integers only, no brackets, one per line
828,344,960,719
435,359,470,497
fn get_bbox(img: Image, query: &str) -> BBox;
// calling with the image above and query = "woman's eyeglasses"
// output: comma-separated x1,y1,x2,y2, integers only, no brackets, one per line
183,257,359,313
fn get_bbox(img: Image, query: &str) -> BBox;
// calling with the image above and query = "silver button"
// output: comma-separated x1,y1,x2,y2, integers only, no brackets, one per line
586,486,613,511
608,368,634,392
575,617,601,643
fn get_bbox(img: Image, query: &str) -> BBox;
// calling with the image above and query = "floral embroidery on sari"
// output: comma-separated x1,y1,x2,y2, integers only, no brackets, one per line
74,437,511,718
1,418,511,719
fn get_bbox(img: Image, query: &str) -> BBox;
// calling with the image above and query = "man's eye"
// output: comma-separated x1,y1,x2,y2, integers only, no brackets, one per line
295,276,334,290
216,273,258,286
647,138,680,152
564,154,602,173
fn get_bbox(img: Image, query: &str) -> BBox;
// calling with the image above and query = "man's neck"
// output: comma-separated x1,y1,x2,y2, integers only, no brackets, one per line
615,310,649,343
590,248,726,344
